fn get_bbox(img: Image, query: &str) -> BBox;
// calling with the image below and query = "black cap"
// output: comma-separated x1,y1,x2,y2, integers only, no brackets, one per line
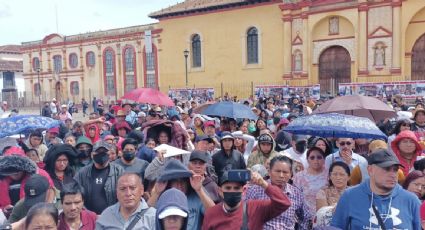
258,134,273,144
189,150,209,163
220,171,247,186
24,174,49,208
93,141,112,152
195,135,213,143
367,149,404,168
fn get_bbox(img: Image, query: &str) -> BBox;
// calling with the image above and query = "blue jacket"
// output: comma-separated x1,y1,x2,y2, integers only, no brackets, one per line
331,179,421,230
155,188,189,230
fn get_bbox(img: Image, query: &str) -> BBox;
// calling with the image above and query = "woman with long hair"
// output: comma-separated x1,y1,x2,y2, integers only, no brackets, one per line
43,144,77,192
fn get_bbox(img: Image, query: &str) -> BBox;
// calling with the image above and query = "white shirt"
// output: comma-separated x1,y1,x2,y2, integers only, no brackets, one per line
280,147,308,169
325,150,369,181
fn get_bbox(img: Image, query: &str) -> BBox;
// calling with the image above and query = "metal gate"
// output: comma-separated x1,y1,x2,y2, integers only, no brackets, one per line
319,46,351,95
412,34,425,80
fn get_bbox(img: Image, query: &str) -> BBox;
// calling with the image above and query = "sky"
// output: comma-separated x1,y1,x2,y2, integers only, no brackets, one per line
0,0,182,45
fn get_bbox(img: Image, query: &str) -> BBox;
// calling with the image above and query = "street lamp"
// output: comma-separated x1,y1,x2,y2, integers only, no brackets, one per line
36,67,42,115
183,49,189,87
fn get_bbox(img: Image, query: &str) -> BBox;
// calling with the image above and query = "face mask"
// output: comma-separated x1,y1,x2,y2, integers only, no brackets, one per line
266,119,273,126
78,149,91,158
223,192,242,208
248,123,256,133
273,117,281,125
93,151,109,165
295,141,307,153
122,151,135,161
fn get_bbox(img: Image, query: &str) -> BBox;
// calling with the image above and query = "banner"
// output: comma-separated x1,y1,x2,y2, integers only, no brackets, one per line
168,88,214,101
255,85,320,100
339,81,425,98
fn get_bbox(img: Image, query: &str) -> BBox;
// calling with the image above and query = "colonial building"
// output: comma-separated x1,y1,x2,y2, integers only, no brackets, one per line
22,0,425,102
0,45,23,107
21,24,160,105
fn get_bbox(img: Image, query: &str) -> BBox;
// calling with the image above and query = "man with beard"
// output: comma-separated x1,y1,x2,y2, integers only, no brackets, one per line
202,170,290,229
74,141,124,214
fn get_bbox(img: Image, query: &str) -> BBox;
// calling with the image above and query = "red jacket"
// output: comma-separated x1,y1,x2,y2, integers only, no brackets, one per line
202,184,291,230
391,130,424,175
58,209,97,230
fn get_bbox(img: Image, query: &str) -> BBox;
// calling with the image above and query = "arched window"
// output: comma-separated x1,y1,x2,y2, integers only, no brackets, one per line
86,51,95,67
53,55,62,73
70,81,79,95
191,34,202,67
247,27,258,64
123,46,137,93
32,57,40,71
69,53,78,69
103,48,116,96
144,44,158,89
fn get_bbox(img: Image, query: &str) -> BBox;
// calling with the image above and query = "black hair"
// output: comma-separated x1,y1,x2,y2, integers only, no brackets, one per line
30,130,43,138
26,148,39,156
118,172,143,185
391,119,412,136
121,138,139,150
60,181,83,204
414,158,425,172
306,146,326,159
328,161,351,187
45,153,75,181
144,137,156,145
308,137,331,156
64,133,76,141
25,203,59,227
269,155,293,172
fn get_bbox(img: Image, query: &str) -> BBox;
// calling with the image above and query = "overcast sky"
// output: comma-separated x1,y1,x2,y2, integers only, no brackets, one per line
0,0,182,45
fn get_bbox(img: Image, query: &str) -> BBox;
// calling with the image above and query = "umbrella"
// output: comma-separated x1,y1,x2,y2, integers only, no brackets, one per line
202,101,258,120
192,101,215,114
0,115,61,138
121,88,174,106
284,113,387,140
312,95,396,122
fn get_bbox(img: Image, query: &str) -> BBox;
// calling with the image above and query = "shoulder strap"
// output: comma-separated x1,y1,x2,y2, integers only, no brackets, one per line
372,205,387,230
240,202,249,230
126,208,149,230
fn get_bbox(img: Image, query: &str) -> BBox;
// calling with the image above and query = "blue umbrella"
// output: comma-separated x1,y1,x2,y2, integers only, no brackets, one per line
0,115,61,138
284,113,387,140
202,101,258,120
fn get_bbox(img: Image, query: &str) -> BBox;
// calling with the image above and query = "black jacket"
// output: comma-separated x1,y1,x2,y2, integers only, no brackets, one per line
212,149,246,180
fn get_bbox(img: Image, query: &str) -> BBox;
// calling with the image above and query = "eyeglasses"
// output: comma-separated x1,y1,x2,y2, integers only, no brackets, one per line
339,141,352,146
308,155,324,160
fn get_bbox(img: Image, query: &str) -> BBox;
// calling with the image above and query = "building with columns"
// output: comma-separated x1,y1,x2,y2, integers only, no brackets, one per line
21,24,160,105
22,0,425,103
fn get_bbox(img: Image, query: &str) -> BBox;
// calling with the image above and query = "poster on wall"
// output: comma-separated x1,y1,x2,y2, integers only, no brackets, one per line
168,88,214,102
338,80,425,98
254,85,321,100
254,85,284,99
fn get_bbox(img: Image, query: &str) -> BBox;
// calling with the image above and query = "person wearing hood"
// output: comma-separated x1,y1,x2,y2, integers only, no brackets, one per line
148,159,215,230
74,136,93,170
331,149,421,229
192,114,205,136
0,147,55,214
25,130,48,160
212,132,246,180
83,117,105,144
96,173,156,229
247,133,278,168
156,188,189,230
43,144,78,192
391,130,424,176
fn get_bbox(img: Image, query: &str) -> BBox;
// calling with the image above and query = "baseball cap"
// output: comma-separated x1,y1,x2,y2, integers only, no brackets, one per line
93,141,112,152
367,149,404,168
189,150,209,163
116,110,126,117
292,135,308,142
221,132,234,140
47,127,59,134
158,206,188,219
258,133,273,144
204,121,215,128
23,174,49,208
195,135,213,143
137,112,146,118
219,170,247,186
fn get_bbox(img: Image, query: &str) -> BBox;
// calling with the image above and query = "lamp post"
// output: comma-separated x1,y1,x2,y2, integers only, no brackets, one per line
184,49,189,87
36,67,42,115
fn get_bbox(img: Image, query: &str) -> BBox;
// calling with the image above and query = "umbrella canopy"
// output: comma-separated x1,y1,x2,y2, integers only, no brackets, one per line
121,88,174,106
202,101,258,120
312,95,396,122
192,101,215,114
0,115,61,138
284,113,387,140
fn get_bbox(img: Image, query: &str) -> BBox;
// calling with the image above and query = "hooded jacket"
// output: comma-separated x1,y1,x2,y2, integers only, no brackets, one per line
43,144,78,191
212,139,246,180
0,151,54,208
331,179,421,230
391,130,423,175
84,124,100,144
25,133,48,160
247,133,278,168
155,188,189,230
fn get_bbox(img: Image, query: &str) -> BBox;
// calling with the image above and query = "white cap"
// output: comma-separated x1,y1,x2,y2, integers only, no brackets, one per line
137,111,146,117
158,206,187,219
2,101,7,105
61,104,67,108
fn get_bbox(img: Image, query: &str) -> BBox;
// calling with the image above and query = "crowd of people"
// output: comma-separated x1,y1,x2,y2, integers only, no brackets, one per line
0,93,424,230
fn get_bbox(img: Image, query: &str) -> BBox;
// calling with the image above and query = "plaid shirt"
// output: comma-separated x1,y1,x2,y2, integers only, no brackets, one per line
244,180,313,230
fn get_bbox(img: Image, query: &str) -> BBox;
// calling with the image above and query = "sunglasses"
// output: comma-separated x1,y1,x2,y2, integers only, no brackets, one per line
339,141,352,146
308,155,324,160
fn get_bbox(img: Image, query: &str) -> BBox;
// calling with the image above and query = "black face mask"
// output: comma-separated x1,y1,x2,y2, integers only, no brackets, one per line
295,141,307,153
78,149,91,158
93,151,109,165
223,192,242,208
122,151,135,161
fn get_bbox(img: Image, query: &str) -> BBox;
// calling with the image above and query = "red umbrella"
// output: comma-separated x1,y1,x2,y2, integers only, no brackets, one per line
121,88,174,106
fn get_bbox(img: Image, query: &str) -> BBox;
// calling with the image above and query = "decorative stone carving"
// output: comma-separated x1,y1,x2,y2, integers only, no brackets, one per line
368,6,392,35
313,38,355,64
294,50,302,72
368,37,392,70
329,17,339,35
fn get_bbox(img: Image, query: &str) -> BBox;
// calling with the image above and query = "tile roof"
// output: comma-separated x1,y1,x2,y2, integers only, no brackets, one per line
0,60,23,72
0,45,22,54
149,0,261,19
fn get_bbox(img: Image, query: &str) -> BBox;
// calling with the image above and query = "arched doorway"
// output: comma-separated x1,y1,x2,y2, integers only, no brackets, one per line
319,46,351,95
412,33,425,80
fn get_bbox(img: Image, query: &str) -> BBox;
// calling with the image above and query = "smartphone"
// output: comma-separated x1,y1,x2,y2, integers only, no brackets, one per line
228,170,251,182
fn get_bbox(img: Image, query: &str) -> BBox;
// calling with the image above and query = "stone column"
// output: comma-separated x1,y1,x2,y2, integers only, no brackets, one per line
392,0,401,73
283,15,292,77
358,1,368,74
116,43,122,98
301,12,308,75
